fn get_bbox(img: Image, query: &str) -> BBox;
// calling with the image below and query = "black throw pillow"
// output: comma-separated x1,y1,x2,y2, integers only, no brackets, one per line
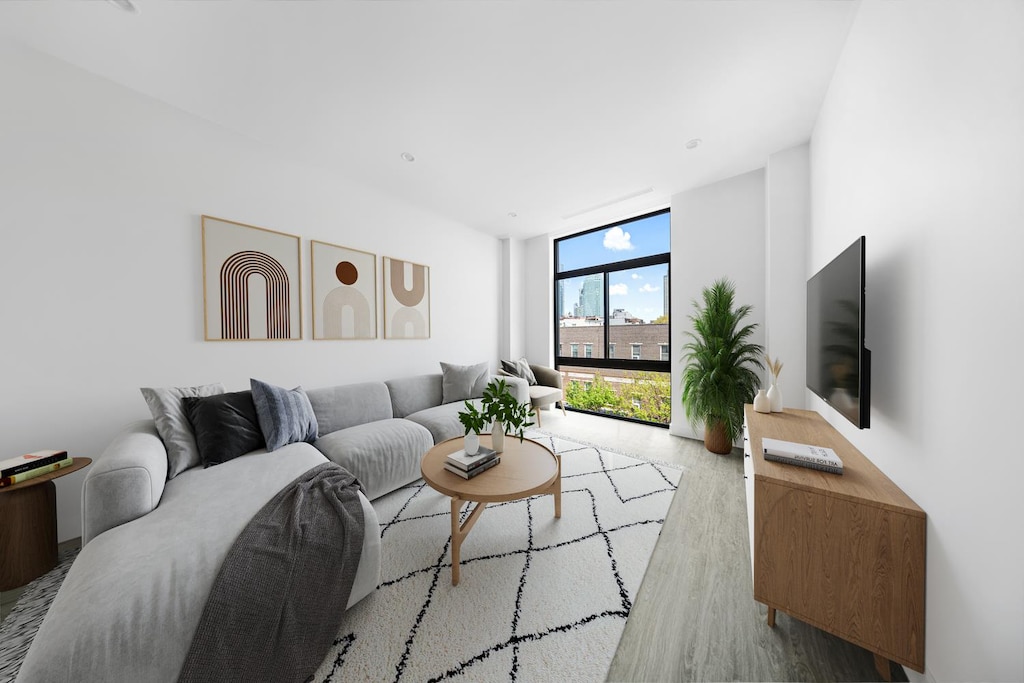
183,390,266,467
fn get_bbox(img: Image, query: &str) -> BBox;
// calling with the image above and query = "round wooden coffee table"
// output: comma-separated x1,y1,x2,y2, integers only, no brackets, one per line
421,435,560,585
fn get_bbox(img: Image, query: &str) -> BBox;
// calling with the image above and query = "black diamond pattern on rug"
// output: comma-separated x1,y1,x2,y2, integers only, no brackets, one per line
312,431,680,682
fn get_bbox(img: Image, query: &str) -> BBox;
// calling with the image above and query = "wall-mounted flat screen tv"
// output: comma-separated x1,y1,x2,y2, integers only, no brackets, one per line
806,236,871,429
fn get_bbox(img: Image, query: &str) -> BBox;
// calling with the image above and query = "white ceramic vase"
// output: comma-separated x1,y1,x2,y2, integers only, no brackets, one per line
464,432,480,456
753,389,771,413
767,383,783,412
491,420,505,453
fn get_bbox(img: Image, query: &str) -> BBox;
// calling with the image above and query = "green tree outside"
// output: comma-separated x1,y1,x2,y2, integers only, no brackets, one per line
563,370,671,425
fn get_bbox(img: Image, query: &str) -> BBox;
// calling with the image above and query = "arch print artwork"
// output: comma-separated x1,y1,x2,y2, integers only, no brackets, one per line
201,216,302,341
311,240,377,340
383,256,430,339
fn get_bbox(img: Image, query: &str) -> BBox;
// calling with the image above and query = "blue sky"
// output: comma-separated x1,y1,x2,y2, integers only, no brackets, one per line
557,212,670,322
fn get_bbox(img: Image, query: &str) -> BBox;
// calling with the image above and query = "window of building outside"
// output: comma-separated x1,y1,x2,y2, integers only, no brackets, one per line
554,208,670,426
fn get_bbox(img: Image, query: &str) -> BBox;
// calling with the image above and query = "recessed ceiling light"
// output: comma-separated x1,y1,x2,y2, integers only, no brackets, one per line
508,212,518,218
106,0,139,13
400,152,415,162
686,138,702,150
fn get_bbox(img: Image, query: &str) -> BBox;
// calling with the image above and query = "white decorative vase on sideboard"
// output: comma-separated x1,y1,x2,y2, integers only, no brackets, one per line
753,389,771,413
767,384,783,413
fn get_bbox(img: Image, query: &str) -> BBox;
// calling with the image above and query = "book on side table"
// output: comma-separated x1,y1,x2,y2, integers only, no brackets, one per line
1,450,69,479
762,437,844,475
0,456,74,487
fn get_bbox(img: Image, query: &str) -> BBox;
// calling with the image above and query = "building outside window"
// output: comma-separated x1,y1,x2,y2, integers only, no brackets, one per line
554,209,670,425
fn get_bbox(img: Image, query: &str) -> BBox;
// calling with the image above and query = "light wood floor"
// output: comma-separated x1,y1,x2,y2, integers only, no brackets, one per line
538,408,907,683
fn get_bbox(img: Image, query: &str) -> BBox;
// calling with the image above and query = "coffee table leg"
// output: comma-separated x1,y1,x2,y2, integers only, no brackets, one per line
450,498,461,585
553,455,562,519
450,497,488,586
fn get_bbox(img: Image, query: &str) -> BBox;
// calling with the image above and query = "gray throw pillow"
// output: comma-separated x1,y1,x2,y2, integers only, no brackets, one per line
183,391,266,467
140,383,226,479
500,358,538,386
250,378,319,452
440,362,489,404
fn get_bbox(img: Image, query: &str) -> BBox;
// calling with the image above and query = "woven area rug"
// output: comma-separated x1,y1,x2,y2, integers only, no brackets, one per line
0,431,680,683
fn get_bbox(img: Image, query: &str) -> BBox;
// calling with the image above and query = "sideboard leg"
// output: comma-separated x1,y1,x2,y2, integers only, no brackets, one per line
767,607,776,627
873,653,892,682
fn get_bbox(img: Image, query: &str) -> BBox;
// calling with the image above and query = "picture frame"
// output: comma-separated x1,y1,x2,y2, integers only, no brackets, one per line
382,256,431,339
311,240,377,340
201,215,302,341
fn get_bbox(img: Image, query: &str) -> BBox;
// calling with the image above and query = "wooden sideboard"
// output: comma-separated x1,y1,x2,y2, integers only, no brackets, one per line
743,406,925,680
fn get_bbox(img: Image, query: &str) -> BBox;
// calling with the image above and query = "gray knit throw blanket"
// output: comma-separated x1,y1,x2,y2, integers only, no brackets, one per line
178,462,366,683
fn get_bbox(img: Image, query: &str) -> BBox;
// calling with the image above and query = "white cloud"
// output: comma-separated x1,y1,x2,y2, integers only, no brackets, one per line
631,273,642,280
603,227,634,251
639,283,660,293
609,283,629,296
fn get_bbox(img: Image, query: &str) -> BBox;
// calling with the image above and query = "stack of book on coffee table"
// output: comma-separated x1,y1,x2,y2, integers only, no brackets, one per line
1,449,72,488
445,446,500,479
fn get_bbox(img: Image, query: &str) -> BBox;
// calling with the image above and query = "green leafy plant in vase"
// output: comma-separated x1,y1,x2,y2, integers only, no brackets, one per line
480,378,534,453
681,278,765,454
457,401,489,455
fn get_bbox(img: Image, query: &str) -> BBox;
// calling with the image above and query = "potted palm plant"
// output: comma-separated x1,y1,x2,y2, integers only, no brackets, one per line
681,278,765,454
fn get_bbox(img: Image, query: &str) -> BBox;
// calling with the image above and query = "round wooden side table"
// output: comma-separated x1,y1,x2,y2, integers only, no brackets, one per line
0,457,91,591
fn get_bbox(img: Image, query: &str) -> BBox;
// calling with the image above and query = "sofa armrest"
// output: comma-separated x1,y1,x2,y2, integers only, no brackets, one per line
82,420,168,546
530,365,563,390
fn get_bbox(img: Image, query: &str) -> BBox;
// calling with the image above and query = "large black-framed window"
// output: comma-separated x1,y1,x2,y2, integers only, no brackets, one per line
554,208,670,425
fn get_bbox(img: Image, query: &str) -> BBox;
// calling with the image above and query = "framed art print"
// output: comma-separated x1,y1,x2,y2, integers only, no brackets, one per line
201,215,302,341
383,256,430,339
311,240,377,339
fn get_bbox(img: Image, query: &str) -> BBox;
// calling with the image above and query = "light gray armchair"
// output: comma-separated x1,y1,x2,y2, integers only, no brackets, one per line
500,362,567,427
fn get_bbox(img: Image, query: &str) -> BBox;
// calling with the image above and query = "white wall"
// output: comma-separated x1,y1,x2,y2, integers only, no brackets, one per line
0,41,501,542
499,237,527,361
669,169,766,439
810,1,1024,680
523,234,554,366
765,144,809,408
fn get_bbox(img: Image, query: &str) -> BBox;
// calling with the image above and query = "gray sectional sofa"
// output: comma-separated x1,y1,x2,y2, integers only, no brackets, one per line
16,371,528,683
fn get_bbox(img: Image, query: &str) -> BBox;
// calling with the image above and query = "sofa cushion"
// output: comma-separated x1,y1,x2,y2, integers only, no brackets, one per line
306,382,393,434
183,391,265,467
140,382,225,479
501,358,538,385
529,385,563,406
250,378,319,451
314,418,432,500
440,361,488,403
405,399,484,445
385,374,444,418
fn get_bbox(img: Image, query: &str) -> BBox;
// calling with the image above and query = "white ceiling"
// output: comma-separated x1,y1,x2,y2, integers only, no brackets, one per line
0,0,858,240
